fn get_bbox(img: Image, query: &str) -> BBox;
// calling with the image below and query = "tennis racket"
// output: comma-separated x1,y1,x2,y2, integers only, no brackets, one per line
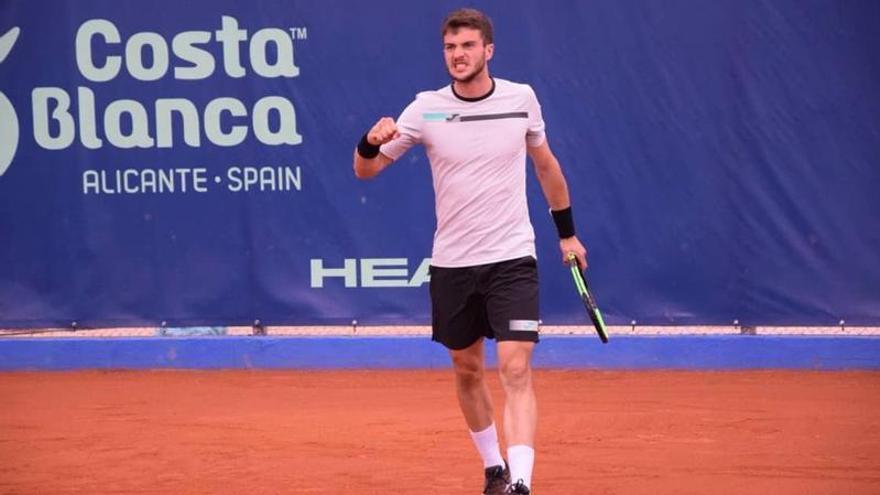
568,253,609,343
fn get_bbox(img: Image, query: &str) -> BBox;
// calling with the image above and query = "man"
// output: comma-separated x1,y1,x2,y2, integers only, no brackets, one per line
353,8,586,494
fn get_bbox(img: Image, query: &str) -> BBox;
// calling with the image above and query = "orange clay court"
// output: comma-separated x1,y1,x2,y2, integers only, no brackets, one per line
1,369,878,494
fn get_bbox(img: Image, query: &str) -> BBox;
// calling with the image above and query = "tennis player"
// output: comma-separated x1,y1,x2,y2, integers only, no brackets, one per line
353,8,586,494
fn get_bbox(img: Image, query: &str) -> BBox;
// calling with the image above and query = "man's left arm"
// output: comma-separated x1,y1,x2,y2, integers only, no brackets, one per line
528,140,588,269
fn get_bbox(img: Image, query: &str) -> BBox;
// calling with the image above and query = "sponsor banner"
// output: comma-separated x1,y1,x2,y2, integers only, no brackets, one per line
0,1,878,327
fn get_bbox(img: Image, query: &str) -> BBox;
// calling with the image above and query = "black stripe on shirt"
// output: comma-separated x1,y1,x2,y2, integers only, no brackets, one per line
447,112,529,122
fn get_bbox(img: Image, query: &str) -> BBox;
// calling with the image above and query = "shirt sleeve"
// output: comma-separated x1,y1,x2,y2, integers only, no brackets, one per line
379,97,422,161
525,85,547,147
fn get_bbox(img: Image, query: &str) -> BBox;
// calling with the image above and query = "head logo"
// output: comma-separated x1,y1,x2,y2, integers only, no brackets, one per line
0,26,20,177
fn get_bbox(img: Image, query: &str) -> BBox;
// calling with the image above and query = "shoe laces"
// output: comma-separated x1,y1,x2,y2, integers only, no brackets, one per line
507,479,530,494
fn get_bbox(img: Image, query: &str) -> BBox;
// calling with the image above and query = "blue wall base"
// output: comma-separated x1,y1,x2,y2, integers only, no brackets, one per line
1,335,879,371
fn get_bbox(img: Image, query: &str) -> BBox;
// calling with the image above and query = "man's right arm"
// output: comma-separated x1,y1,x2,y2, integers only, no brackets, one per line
353,117,398,179
353,150,392,179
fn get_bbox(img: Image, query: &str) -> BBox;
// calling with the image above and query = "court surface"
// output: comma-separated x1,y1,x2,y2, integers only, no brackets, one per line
1,369,878,494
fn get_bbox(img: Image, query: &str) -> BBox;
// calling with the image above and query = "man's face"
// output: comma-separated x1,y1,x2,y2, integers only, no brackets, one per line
443,27,494,84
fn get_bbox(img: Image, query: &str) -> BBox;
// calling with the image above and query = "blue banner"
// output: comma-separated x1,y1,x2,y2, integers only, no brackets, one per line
1,0,878,327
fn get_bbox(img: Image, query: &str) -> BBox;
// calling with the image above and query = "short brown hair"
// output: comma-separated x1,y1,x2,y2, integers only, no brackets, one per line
441,8,494,44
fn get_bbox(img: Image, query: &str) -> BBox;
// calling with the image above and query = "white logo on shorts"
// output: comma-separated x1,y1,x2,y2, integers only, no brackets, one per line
509,320,539,332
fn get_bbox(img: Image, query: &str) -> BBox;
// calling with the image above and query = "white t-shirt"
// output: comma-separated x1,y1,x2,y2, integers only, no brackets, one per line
380,78,547,268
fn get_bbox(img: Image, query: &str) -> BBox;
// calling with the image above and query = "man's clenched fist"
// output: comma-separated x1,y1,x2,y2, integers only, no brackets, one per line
367,117,400,146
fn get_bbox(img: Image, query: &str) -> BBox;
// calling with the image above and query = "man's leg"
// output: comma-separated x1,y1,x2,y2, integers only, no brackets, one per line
430,264,508,491
450,338,509,493
449,338,494,431
497,340,536,491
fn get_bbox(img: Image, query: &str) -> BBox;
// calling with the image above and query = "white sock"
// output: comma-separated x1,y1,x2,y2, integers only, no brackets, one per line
507,444,535,488
469,423,505,468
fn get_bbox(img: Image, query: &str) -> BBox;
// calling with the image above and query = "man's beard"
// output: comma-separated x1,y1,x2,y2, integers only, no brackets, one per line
448,57,486,84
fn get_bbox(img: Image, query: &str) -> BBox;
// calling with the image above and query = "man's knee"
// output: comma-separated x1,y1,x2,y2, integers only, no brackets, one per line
451,348,485,386
499,354,532,391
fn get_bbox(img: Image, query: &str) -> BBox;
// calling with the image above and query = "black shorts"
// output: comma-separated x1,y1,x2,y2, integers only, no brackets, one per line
429,255,540,350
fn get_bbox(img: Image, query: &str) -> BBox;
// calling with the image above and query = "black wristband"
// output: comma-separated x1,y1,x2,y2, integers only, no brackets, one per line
357,133,381,159
551,207,576,238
